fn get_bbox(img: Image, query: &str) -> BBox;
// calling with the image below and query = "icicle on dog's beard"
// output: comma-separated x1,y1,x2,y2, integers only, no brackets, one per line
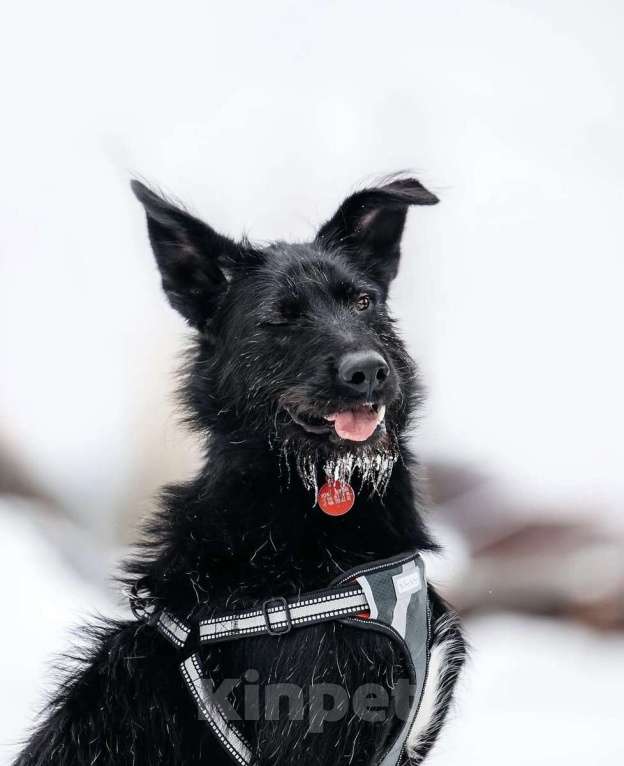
280,436,399,501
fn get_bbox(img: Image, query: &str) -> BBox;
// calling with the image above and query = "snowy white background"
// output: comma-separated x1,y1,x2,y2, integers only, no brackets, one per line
1,1,623,764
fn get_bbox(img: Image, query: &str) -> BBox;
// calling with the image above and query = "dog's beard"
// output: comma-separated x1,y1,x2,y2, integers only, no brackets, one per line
277,432,399,501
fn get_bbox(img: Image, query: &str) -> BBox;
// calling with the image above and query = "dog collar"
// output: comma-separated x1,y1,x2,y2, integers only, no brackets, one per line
132,551,431,766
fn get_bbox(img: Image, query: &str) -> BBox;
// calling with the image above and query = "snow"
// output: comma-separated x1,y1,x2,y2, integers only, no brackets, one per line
428,615,624,766
0,500,117,765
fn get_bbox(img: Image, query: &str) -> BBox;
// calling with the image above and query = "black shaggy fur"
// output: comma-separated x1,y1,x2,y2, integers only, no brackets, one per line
14,176,465,766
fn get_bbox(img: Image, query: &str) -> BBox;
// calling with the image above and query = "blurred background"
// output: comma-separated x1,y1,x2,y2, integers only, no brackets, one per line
1,1,623,764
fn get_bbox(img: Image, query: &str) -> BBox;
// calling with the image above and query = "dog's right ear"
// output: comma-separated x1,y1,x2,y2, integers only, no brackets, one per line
131,180,247,328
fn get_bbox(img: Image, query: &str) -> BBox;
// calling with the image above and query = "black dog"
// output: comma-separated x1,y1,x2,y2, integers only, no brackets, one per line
15,176,465,766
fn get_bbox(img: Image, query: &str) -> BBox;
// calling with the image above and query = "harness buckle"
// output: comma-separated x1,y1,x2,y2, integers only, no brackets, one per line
262,596,292,636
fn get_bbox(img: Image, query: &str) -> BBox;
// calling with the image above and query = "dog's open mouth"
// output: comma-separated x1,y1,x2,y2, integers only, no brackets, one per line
287,403,386,442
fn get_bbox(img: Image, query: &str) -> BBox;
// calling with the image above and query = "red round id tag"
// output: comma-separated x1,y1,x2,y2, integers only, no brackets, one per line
317,480,355,516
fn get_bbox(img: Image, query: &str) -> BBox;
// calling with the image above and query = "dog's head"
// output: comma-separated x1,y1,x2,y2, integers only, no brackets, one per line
132,178,437,473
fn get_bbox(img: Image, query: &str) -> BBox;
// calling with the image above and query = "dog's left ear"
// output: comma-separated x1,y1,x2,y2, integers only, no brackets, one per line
131,181,252,328
315,177,438,293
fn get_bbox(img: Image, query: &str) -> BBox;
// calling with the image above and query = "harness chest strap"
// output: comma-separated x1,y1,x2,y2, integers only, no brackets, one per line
144,552,431,766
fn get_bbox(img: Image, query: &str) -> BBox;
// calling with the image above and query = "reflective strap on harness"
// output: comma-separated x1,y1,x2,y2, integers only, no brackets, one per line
128,582,192,650
155,609,192,648
199,585,369,644
180,654,253,766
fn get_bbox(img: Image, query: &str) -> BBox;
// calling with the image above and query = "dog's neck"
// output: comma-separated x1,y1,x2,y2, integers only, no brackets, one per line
128,435,436,607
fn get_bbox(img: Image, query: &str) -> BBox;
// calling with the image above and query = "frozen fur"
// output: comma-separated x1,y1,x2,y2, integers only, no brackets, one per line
14,176,465,766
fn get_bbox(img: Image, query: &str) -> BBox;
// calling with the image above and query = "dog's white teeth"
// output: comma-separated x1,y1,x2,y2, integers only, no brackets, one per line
376,405,386,422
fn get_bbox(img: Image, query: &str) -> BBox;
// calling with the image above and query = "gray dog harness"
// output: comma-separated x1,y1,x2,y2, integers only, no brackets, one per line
138,551,431,766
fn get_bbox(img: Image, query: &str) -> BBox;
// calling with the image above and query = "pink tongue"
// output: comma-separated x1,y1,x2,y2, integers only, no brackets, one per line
329,408,379,442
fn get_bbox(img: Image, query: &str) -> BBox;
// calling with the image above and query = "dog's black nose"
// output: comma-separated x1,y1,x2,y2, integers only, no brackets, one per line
338,351,390,397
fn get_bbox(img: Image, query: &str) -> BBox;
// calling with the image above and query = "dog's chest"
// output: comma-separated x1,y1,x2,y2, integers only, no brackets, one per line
203,620,407,766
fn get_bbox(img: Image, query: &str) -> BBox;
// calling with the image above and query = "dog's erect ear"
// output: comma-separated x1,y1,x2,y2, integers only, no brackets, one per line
131,180,248,328
315,177,438,293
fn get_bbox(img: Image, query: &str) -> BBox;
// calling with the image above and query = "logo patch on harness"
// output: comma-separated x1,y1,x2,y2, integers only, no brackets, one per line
393,569,422,596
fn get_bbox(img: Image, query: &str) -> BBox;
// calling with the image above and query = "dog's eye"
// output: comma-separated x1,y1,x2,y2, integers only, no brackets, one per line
354,294,371,311
263,299,301,327
264,317,290,327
